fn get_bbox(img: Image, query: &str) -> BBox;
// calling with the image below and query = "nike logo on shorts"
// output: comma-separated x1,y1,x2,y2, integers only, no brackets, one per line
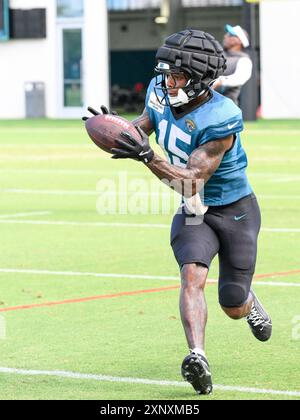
234,214,247,221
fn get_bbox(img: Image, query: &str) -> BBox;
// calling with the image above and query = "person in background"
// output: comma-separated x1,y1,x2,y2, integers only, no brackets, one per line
213,24,253,105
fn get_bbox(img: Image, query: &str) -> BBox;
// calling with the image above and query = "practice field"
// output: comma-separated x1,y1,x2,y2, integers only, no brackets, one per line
0,118,299,400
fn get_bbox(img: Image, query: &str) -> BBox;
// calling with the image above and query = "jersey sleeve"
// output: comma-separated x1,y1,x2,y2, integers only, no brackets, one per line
198,111,244,146
145,78,157,126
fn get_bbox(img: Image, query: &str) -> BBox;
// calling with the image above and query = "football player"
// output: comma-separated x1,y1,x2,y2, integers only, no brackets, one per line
84,29,272,396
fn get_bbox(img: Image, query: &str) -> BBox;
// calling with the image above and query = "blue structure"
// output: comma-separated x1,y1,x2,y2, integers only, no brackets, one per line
0,0,9,41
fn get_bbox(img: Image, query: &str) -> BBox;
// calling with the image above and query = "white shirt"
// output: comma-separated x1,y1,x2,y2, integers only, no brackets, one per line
218,57,253,87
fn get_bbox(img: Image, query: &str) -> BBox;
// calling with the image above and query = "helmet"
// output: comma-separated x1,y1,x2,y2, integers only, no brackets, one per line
154,29,227,107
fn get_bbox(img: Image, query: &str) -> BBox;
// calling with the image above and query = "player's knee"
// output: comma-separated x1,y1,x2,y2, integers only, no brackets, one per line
219,282,248,314
222,306,245,320
181,263,208,290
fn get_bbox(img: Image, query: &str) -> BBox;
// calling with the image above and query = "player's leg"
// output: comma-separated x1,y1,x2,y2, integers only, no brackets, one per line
245,291,272,341
220,291,253,319
179,263,212,395
180,263,209,351
221,291,272,342
215,194,272,341
171,209,219,394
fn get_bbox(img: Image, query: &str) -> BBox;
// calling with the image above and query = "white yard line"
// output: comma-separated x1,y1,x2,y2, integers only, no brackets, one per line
268,177,300,183
0,129,82,134
0,189,171,197
0,220,170,228
254,281,300,287
0,169,294,177
0,268,179,281
0,169,148,176
245,129,300,136
0,269,299,287
258,195,300,200
0,128,300,135
0,144,92,148
249,173,299,178
4,155,299,163
0,211,51,219
0,367,299,397
1,188,300,201
0,155,105,161
247,146,300,151
263,228,300,233
0,219,299,233
0,188,98,196
253,157,300,162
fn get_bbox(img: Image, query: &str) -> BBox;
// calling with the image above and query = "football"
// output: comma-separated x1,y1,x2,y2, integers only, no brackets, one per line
85,114,141,154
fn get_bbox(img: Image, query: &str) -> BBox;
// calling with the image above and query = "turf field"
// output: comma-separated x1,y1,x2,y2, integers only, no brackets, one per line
0,118,299,400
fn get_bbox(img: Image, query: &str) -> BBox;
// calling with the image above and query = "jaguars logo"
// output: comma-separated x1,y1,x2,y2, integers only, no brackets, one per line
185,119,196,133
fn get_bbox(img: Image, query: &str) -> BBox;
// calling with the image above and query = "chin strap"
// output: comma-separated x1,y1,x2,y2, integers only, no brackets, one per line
168,88,190,107
169,87,208,108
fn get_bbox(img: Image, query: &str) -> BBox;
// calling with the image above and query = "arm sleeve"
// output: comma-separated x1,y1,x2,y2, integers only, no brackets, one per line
219,57,253,88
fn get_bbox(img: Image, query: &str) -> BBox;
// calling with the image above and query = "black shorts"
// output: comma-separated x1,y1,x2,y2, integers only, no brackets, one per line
171,194,261,308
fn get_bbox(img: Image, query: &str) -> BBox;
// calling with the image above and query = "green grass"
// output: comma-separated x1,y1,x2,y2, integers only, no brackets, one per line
0,118,300,400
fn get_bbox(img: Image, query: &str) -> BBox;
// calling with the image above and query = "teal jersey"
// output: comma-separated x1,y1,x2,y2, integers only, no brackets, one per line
146,78,252,206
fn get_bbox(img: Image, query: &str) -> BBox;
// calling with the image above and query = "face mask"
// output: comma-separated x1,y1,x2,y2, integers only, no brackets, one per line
166,76,191,107
154,68,207,108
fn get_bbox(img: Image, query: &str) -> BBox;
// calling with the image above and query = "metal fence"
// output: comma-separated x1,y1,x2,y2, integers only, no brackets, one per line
107,0,243,11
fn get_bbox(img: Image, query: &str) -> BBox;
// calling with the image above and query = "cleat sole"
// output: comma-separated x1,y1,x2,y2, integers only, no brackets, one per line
181,356,213,395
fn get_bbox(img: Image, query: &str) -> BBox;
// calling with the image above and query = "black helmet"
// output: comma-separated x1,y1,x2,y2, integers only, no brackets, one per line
155,29,227,107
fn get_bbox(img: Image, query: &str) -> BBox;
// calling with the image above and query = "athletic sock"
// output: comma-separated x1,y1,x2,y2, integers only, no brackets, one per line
190,348,206,359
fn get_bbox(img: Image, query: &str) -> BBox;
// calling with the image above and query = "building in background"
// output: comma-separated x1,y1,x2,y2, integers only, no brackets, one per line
0,0,299,119
108,0,300,120
260,0,300,119
0,0,109,119
108,0,257,116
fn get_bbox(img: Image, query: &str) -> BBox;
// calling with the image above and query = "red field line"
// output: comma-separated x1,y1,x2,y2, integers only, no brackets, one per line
254,270,300,279
0,270,299,313
0,285,181,313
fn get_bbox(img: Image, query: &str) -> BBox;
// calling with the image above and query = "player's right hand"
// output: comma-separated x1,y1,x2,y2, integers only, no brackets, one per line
82,106,118,121
111,126,154,164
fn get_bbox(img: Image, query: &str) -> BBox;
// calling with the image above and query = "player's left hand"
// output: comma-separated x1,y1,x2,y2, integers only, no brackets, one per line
82,106,118,121
111,126,154,164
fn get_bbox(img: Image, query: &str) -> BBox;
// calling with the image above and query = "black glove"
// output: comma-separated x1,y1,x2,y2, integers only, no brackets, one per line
82,106,117,121
111,126,154,164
